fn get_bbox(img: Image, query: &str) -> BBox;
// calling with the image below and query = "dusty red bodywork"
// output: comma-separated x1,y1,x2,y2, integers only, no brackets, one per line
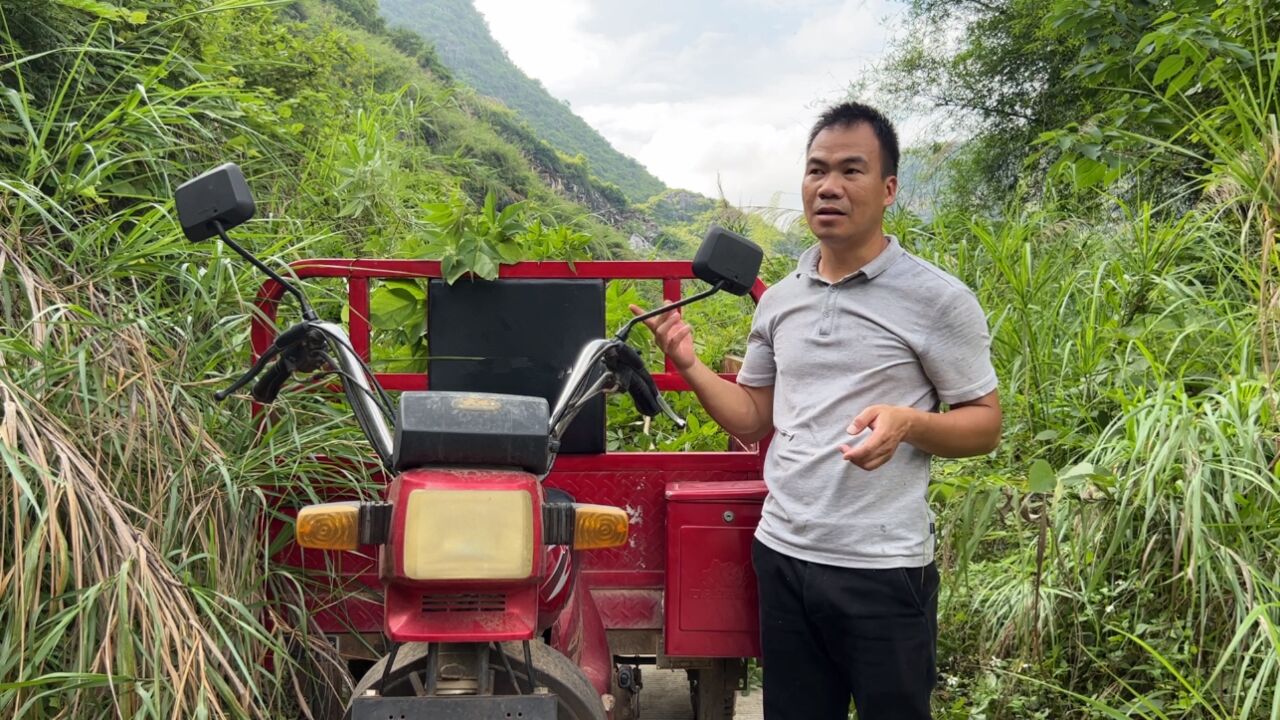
258,261,770,703
382,468,544,643
664,481,766,658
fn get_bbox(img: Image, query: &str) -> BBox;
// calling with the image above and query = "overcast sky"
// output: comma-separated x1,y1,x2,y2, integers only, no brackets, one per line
471,0,905,211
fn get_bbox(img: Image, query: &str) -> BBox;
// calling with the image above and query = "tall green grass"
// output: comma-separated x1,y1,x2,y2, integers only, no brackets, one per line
912,198,1278,717
911,4,1280,712
0,4,318,715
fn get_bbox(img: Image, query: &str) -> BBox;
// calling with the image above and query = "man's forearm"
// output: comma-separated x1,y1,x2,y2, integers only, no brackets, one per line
679,359,772,443
903,403,1001,457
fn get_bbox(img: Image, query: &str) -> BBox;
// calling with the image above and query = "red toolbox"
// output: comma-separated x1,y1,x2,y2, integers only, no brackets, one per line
664,480,767,658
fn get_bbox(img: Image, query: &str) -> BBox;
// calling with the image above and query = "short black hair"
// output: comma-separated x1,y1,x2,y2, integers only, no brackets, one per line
806,102,900,178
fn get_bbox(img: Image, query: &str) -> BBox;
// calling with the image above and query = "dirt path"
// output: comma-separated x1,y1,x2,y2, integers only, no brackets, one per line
635,667,764,719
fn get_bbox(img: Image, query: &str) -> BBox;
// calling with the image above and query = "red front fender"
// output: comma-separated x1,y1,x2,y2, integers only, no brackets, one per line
550,580,612,698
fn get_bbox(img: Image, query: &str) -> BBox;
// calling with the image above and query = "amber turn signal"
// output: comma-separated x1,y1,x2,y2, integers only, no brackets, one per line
572,504,629,550
296,502,360,550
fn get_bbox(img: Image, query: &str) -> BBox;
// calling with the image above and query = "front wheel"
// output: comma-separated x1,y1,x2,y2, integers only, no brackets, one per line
347,641,604,720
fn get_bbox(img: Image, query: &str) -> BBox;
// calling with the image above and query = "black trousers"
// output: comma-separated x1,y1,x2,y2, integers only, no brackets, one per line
751,539,939,720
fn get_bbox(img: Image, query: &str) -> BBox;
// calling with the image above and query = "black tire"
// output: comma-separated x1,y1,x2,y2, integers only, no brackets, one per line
347,641,605,720
688,658,742,720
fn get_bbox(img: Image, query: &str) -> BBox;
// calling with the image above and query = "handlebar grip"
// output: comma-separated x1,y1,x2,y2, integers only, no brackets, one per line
251,359,292,404
627,374,664,418
608,343,664,418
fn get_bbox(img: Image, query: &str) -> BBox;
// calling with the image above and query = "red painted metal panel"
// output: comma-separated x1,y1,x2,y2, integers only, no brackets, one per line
549,467,762,632
547,468,760,580
348,277,371,362
588,588,664,630
664,481,766,658
375,373,429,392
583,571,665,588
665,480,769,503
385,584,540,643
548,471,667,580
550,452,762,473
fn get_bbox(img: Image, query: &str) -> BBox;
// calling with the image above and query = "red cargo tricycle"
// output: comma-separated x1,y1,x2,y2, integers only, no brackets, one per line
176,164,770,720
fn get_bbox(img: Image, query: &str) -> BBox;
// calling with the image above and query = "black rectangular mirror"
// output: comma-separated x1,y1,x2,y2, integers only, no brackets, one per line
692,225,763,296
174,162,256,242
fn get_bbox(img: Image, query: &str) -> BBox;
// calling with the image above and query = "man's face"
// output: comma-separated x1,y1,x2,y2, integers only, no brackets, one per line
802,122,898,246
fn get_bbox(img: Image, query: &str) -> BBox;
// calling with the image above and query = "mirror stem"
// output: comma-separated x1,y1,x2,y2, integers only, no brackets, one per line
213,221,317,321
615,281,724,342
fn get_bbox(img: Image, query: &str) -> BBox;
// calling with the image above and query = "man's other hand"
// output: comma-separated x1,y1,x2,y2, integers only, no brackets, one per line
630,303,697,372
840,392,1002,467
839,405,916,470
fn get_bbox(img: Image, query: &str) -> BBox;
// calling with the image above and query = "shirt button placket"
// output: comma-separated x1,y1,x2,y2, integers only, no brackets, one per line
820,285,837,336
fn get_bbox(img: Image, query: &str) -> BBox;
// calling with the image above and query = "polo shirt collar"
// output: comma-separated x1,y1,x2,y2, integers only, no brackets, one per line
797,235,904,284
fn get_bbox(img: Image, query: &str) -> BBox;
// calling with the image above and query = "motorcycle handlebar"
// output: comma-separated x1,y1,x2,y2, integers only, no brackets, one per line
215,321,313,401
308,321,394,467
218,317,395,470
549,336,687,444
228,291,692,475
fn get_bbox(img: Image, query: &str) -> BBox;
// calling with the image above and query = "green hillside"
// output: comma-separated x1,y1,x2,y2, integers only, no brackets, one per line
378,0,667,203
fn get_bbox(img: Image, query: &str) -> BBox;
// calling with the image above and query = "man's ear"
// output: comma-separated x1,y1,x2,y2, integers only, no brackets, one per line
883,174,899,207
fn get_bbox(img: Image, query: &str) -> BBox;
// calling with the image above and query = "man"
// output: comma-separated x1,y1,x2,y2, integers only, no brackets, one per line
631,102,1001,719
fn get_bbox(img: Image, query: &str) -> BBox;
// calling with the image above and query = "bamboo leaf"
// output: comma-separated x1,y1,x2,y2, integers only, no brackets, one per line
1153,53,1186,85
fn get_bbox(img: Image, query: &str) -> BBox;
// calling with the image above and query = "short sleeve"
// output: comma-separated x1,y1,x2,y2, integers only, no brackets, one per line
736,300,776,388
919,286,997,404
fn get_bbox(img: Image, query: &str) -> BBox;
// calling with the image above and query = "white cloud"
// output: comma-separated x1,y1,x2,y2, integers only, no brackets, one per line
472,0,906,210
783,1,894,63
471,0,596,89
580,98,807,209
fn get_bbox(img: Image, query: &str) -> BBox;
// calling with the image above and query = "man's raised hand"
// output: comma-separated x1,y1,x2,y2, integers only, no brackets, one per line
629,303,697,372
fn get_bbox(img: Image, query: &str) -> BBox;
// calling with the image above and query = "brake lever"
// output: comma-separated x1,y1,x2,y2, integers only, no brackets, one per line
215,345,281,401
603,343,687,429
214,321,314,401
654,391,687,430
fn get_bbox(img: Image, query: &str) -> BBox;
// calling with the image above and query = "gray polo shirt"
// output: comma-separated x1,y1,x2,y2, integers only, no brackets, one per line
738,237,997,569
